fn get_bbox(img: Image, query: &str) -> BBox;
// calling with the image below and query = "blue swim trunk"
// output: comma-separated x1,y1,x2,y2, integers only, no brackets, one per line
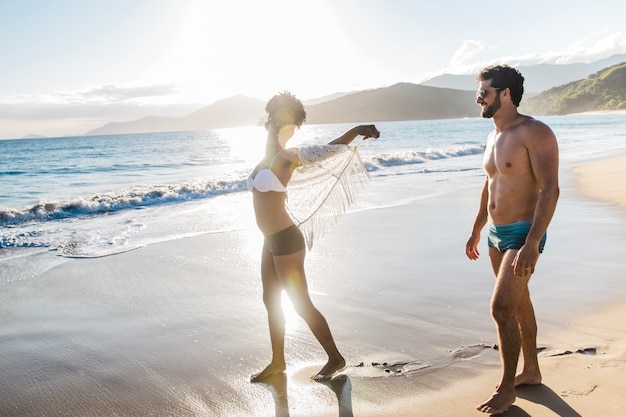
487,221,547,253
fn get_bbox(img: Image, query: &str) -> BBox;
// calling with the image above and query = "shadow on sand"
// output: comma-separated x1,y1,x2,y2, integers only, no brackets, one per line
253,373,353,417
514,384,583,417
253,376,581,416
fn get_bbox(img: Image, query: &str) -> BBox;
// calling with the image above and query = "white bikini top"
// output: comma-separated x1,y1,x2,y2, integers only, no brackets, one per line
248,145,346,193
247,168,287,193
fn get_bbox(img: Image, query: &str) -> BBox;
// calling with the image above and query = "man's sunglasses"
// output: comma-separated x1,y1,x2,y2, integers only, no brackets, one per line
476,88,502,99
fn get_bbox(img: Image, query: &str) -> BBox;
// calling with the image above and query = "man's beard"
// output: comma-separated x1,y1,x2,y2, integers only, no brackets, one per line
481,95,501,118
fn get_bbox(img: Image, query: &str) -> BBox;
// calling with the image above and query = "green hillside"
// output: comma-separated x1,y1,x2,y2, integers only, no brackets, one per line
521,62,626,115
305,82,478,124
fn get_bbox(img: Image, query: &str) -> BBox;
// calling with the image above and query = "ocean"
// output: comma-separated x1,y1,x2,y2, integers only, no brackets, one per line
1,114,625,281
1,113,626,416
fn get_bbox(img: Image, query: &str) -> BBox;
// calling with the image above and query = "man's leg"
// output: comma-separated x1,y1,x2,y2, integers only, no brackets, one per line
478,248,530,415
515,285,542,386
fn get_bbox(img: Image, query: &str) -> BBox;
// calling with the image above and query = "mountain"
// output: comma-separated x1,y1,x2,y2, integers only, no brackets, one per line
303,91,356,106
520,62,626,115
177,95,266,130
86,95,266,136
420,54,626,93
86,84,479,136
305,83,477,123
85,55,626,136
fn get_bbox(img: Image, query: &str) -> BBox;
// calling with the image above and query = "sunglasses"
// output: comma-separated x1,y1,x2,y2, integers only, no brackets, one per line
476,88,501,99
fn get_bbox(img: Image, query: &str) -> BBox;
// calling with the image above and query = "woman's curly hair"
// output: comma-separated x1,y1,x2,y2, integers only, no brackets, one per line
265,91,307,128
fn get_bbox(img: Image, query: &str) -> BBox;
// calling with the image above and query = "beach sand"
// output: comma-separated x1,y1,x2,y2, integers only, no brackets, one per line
573,154,626,211
1,155,625,416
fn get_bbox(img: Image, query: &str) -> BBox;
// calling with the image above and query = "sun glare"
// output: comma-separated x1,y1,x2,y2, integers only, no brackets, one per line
281,291,301,331
217,126,266,166
149,0,357,104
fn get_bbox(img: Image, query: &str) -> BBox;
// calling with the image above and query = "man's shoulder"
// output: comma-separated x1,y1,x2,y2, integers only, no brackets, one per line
519,114,548,128
519,116,556,138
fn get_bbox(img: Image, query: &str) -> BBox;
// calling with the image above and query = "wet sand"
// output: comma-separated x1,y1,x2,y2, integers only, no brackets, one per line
1,154,625,416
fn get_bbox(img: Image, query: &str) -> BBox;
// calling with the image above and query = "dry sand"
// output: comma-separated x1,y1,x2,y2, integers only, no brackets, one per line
573,154,626,211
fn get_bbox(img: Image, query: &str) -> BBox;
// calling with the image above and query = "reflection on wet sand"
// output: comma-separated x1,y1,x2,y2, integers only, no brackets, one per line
253,373,353,417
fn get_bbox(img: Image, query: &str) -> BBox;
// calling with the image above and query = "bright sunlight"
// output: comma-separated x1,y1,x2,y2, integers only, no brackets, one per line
149,0,357,104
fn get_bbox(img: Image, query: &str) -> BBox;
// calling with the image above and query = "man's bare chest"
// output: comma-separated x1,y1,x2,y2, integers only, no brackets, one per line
484,135,529,175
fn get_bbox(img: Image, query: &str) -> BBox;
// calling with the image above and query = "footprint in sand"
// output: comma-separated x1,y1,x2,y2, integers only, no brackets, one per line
344,344,492,378
599,360,625,368
561,384,598,398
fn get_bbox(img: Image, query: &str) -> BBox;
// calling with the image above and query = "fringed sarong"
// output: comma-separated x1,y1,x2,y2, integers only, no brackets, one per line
287,144,369,249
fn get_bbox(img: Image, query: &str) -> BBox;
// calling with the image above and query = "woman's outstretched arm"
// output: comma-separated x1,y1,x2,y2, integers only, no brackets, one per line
328,125,380,145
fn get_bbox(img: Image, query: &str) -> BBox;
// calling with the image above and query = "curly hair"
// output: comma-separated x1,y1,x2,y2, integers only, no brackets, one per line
265,91,307,128
477,65,525,107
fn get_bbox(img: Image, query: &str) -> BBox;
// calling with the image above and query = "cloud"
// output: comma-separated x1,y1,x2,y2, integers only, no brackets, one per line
450,40,486,68
433,30,626,78
80,84,180,101
490,32,626,68
554,29,626,64
0,84,182,107
0,100,199,121
0,83,203,138
417,40,490,79
0,99,201,139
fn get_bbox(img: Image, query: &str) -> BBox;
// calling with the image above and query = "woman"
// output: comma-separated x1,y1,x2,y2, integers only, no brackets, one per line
248,91,379,381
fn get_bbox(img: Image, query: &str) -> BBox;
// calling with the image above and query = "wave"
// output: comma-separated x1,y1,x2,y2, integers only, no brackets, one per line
0,170,28,176
0,175,249,227
364,144,484,170
0,144,484,228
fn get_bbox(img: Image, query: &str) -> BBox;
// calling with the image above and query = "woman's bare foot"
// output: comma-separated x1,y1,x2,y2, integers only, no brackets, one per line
311,356,346,381
476,387,515,415
250,361,286,382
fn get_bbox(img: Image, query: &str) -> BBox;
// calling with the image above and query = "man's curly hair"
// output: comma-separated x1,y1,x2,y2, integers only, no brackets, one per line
265,91,307,128
477,65,525,107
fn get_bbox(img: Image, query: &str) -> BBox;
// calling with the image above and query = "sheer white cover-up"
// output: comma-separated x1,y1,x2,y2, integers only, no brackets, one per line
287,144,370,249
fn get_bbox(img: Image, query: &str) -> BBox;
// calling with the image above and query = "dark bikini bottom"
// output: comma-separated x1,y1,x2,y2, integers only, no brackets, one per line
264,224,306,256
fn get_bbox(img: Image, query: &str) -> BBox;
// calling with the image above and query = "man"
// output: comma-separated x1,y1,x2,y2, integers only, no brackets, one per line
465,65,559,415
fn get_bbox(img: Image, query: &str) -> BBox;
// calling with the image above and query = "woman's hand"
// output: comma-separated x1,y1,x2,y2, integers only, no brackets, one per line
357,125,380,140
328,125,380,145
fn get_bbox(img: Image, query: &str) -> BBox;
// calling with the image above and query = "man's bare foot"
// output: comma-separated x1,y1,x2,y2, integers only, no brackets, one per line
476,387,515,415
495,370,542,389
514,370,542,387
250,361,286,382
311,356,346,381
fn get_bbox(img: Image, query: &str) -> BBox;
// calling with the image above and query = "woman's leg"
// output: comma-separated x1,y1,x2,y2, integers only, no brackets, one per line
251,246,287,382
273,249,345,380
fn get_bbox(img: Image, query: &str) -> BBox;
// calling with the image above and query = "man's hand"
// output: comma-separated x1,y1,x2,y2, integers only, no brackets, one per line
512,245,539,276
466,233,481,260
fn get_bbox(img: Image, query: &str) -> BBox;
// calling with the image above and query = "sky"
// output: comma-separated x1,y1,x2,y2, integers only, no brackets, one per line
1,0,626,139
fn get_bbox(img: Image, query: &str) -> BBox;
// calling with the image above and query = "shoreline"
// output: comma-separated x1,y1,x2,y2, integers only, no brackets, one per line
1,154,625,416
568,109,626,116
